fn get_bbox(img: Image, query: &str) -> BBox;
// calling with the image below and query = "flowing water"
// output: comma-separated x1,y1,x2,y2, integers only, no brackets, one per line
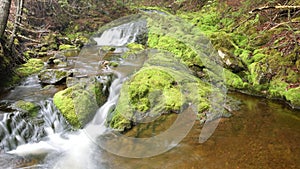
0,12,299,169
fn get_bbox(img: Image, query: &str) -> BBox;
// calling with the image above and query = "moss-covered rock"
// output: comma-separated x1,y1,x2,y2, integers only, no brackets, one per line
38,69,72,84
147,32,203,69
58,44,78,51
11,100,40,117
284,87,300,108
53,78,107,128
16,59,44,77
224,69,247,90
108,51,213,131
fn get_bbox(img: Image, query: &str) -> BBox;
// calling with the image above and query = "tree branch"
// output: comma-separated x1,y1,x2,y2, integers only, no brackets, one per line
250,5,300,14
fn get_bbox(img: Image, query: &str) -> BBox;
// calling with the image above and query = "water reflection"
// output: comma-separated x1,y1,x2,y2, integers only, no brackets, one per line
103,92,300,169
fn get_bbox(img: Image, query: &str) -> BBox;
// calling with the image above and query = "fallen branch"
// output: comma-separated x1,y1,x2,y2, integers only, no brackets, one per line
17,24,50,34
250,5,300,13
269,21,300,30
16,34,40,43
5,29,40,43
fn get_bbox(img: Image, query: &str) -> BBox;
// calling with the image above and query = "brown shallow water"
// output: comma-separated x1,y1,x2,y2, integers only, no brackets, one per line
102,92,300,169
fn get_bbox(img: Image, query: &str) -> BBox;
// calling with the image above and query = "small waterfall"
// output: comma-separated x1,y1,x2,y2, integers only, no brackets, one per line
93,18,147,46
6,14,149,168
7,70,129,169
7,50,147,169
0,99,69,153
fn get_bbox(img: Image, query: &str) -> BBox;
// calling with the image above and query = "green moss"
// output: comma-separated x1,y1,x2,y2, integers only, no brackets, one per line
109,67,185,131
268,80,288,98
13,100,40,117
128,67,182,112
236,49,252,65
122,43,145,59
127,43,145,51
23,50,35,58
224,69,247,89
53,78,106,128
53,87,79,128
286,68,300,83
147,33,203,68
284,87,300,108
16,58,44,77
248,62,264,85
58,44,77,51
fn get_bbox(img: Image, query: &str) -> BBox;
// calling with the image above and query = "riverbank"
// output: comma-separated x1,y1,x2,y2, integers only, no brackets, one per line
132,0,300,109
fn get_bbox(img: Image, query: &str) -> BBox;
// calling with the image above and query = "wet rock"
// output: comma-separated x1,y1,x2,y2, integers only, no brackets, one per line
63,49,79,57
47,53,67,65
0,153,39,169
38,69,72,85
218,49,245,73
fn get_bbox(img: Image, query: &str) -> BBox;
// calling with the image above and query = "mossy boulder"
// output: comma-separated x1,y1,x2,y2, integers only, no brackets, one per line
108,51,212,131
53,77,107,128
38,69,72,85
108,67,183,131
16,59,44,77
11,100,40,117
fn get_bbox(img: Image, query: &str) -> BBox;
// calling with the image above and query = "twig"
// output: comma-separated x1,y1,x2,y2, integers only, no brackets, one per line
250,5,300,14
17,24,50,34
269,21,300,30
16,34,40,43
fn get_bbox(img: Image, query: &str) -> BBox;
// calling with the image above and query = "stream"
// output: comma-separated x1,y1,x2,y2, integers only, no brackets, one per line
0,12,299,169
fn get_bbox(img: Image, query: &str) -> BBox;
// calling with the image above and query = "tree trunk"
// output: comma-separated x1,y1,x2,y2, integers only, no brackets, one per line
9,0,23,48
0,0,12,39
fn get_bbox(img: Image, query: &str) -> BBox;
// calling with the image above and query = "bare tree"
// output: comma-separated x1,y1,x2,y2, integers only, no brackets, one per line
0,0,12,39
